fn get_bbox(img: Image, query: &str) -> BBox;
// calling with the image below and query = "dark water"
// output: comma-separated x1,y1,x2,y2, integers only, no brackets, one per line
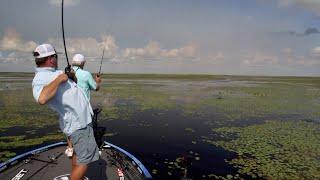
0,125,59,137
101,109,239,179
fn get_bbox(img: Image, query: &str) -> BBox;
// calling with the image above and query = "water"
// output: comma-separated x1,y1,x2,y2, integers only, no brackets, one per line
102,109,239,179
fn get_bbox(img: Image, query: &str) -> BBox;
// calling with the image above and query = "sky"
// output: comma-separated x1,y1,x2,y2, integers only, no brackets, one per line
0,0,319,76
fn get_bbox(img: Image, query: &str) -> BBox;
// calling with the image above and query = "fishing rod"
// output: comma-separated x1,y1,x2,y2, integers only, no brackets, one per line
98,47,105,76
61,0,71,76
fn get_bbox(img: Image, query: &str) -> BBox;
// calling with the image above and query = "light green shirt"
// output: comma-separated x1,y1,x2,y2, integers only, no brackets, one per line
72,66,97,101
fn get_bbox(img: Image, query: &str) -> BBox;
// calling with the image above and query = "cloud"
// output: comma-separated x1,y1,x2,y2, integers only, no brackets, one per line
0,51,34,63
283,48,293,55
294,56,319,66
0,27,37,52
304,27,319,35
48,34,118,59
49,0,80,7
275,27,320,37
282,47,320,66
312,46,320,57
101,35,118,58
207,52,225,64
0,29,118,63
276,0,320,15
243,52,278,66
282,48,295,63
122,41,198,60
0,28,197,63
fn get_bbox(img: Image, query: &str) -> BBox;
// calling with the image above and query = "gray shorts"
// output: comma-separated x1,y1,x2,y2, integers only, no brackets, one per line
69,125,99,165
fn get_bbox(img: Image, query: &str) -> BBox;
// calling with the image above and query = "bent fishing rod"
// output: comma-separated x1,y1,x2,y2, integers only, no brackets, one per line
98,47,105,77
61,0,72,77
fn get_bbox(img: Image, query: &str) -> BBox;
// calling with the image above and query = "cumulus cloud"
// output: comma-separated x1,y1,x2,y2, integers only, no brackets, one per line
48,34,118,60
243,52,278,66
49,0,80,7
282,48,295,63
122,41,198,60
101,35,118,58
282,47,320,66
312,46,320,57
294,56,319,66
207,52,225,63
283,48,293,55
276,0,320,15
0,27,197,63
0,27,37,52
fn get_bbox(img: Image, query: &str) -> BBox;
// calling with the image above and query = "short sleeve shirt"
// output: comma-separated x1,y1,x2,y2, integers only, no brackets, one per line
32,67,93,136
72,66,97,101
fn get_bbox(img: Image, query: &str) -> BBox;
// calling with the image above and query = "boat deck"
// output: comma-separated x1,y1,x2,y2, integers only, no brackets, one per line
0,144,148,180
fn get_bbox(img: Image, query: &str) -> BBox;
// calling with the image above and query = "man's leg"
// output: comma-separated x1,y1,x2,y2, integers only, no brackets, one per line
69,125,99,180
71,153,77,171
67,137,73,148
71,154,88,180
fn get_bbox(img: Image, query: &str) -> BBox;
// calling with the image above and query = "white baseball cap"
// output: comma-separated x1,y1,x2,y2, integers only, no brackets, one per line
33,44,56,58
72,54,86,64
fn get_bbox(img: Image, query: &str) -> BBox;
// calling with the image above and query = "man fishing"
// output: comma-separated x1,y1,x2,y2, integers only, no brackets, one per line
72,53,102,101
32,44,99,180
64,54,102,155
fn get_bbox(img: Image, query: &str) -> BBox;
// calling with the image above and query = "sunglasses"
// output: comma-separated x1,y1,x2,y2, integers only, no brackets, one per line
33,52,40,57
50,54,58,59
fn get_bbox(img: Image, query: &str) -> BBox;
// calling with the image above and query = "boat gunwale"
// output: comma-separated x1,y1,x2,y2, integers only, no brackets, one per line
0,141,66,172
104,141,152,179
0,141,152,179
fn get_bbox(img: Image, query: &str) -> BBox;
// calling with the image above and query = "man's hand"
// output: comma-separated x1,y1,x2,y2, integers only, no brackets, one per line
94,74,102,84
66,70,77,83
94,74,102,91
65,66,77,83
58,73,68,83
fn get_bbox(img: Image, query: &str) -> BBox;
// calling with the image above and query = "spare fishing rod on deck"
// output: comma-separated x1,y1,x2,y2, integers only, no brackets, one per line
61,0,76,82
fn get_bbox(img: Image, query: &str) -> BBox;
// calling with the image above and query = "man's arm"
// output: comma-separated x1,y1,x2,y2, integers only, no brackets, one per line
38,74,68,105
88,73,102,91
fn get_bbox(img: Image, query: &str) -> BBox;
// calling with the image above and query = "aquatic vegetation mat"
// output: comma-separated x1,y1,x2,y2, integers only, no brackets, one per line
0,133,64,162
207,120,320,179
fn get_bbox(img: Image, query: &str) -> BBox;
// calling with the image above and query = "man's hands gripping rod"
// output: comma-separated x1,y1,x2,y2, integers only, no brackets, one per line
65,65,77,83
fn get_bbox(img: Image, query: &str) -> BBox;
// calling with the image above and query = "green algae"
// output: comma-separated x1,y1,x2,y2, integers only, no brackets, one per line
0,133,64,162
0,151,16,162
182,81,320,123
185,128,195,133
91,75,320,125
0,134,64,149
92,83,176,120
0,88,58,130
207,120,320,179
